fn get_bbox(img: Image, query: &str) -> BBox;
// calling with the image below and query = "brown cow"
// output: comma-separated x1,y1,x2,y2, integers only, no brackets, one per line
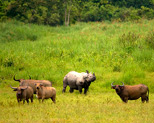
10,85,33,104
111,82,149,103
35,83,56,103
13,75,52,94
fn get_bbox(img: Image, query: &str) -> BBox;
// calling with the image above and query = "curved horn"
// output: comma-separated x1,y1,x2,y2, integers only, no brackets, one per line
13,75,20,82
10,85,17,90
111,82,116,87
120,82,124,87
21,86,28,90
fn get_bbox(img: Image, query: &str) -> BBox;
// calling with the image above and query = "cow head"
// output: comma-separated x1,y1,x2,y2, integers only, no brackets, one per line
10,85,28,96
35,83,43,90
85,70,96,83
35,83,44,96
111,82,124,93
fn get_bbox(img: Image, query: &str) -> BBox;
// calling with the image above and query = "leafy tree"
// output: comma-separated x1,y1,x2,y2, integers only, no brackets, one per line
1,0,154,25
81,2,100,22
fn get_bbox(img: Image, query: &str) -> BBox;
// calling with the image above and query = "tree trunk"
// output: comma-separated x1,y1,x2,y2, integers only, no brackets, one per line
65,7,67,26
67,7,71,26
64,0,72,26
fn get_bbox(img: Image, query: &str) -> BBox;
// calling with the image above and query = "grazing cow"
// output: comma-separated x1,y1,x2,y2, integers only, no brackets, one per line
62,70,96,94
111,82,149,103
13,75,52,94
35,83,56,103
10,85,33,104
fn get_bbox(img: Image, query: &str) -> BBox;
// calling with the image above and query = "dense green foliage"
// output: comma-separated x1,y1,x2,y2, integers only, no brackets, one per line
1,0,154,25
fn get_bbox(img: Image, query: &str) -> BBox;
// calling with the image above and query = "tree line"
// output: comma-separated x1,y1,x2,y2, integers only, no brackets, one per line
1,0,154,26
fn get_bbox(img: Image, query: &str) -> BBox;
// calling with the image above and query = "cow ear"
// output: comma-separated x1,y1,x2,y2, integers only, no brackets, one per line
111,86,115,89
40,83,43,86
13,89,17,91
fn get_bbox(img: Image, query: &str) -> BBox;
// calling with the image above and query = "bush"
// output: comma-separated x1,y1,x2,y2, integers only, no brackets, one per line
113,7,141,21
99,4,118,21
139,6,154,19
81,2,100,22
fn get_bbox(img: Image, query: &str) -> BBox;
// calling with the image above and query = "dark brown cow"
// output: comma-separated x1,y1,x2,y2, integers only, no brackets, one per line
111,82,149,103
10,85,33,104
35,83,56,103
13,75,52,94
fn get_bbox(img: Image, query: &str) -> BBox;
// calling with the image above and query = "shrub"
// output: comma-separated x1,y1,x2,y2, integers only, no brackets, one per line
113,7,141,21
139,6,154,19
81,2,100,22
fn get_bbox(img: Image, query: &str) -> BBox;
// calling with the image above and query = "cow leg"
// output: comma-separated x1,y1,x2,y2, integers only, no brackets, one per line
141,95,146,103
42,97,45,103
17,98,20,103
141,98,146,103
78,86,82,94
42,99,44,103
122,97,128,103
23,100,25,104
69,88,74,93
51,96,56,104
31,96,33,103
26,99,29,104
146,96,149,103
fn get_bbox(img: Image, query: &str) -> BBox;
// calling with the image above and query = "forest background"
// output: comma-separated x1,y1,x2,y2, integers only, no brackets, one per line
1,0,154,26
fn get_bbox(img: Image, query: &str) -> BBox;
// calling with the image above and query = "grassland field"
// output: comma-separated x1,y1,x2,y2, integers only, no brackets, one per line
0,20,154,122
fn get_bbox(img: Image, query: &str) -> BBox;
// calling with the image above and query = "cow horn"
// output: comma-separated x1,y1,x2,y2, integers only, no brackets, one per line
21,86,28,90
111,82,116,87
120,82,124,87
93,72,95,76
10,85,17,90
13,75,20,82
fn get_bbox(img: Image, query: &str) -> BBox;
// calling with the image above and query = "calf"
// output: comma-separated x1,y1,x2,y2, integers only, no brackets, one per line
35,83,56,103
11,85,33,104
111,82,149,103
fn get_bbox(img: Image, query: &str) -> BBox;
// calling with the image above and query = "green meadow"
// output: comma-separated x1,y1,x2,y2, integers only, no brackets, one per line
0,20,154,122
